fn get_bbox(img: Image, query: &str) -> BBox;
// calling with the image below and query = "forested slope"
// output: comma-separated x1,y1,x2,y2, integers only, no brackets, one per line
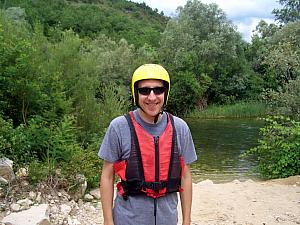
0,0,168,47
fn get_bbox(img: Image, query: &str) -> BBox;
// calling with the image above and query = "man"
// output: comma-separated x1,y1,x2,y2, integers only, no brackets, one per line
99,64,197,225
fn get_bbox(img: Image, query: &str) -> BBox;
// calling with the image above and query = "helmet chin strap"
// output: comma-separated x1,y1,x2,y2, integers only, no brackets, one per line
153,106,164,124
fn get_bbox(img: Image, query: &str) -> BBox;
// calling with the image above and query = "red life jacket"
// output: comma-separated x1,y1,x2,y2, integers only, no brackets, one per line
113,111,185,199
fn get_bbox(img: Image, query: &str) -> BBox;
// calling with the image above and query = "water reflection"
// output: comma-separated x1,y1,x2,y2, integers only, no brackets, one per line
186,118,264,183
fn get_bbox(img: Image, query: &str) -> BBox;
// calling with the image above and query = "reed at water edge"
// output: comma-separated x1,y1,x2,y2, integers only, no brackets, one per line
187,102,268,119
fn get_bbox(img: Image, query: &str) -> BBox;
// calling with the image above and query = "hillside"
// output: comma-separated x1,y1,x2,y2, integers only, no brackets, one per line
0,0,168,47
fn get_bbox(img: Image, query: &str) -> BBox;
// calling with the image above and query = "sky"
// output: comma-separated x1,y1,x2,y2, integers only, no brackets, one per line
131,0,282,42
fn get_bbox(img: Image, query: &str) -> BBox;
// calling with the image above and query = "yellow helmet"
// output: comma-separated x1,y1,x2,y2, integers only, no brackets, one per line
132,64,170,106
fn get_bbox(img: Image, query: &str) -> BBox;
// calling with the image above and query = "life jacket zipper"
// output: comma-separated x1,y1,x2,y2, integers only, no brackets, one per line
154,136,159,225
154,136,159,182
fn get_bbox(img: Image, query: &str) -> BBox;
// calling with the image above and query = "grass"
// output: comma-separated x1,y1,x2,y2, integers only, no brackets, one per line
187,101,268,119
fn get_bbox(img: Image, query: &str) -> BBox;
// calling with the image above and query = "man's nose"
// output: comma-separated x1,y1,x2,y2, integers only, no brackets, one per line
147,90,156,99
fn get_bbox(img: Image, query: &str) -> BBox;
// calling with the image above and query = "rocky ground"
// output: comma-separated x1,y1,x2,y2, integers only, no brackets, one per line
0,179,104,225
1,175,300,225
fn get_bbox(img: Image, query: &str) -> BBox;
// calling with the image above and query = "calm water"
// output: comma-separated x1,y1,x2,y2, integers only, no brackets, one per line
186,118,264,183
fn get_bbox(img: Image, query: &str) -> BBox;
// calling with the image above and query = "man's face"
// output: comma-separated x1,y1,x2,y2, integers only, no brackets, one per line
137,79,165,122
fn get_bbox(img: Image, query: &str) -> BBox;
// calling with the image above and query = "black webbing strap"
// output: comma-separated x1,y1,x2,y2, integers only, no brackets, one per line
124,112,145,181
167,113,181,190
121,179,181,194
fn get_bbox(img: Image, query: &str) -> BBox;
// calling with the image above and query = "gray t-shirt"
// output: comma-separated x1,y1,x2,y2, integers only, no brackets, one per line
98,110,197,225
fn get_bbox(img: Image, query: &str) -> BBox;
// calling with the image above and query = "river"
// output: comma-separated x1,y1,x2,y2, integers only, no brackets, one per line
186,118,264,183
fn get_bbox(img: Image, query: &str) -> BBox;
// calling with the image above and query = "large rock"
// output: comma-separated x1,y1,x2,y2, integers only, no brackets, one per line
89,188,100,200
0,158,15,184
72,174,87,201
1,204,50,225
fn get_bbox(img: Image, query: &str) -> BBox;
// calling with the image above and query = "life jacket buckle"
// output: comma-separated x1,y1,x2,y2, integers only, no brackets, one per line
151,181,165,191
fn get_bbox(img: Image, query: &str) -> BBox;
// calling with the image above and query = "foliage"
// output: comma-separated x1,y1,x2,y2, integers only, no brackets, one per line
242,116,300,179
61,139,102,189
0,10,152,190
1,116,74,166
167,71,206,115
0,11,70,126
28,140,102,189
246,21,280,90
0,116,14,158
248,20,300,93
263,21,300,84
187,102,268,119
273,0,300,24
5,6,26,24
98,83,129,130
159,0,259,106
1,0,300,188
1,114,102,189
0,0,167,47
263,78,300,120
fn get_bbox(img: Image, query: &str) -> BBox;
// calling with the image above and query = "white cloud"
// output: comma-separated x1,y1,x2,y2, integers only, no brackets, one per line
202,0,278,18
131,0,281,42
236,17,275,41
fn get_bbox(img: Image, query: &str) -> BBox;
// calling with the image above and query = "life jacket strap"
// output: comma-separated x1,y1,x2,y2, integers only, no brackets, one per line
141,181,167,191
120,178,181,195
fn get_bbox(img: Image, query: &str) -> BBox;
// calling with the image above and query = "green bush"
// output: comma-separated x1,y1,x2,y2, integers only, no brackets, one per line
0,116,14,158
167,71,202,115
26,116,102,189
242,116,300,179
61,141,102,189
28,142,102,189
263,78,300,120
98,83,129,130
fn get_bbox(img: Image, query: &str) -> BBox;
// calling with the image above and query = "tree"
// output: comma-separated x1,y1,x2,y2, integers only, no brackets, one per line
0,0,167,48
159,0,257,106
167,71,205,115
265,78,300,120
263,21,300,85
246,21,280,90
248,20,300,92
273,0,300,24
0,12,69,125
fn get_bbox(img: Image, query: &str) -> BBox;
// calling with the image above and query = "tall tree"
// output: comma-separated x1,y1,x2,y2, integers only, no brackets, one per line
159,0,259,109
263,21,300,84
273,0,300,24
0,12,69,125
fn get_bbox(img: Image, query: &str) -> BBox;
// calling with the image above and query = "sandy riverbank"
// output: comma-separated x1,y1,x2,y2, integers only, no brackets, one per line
178,175,300,225
1,176,299,225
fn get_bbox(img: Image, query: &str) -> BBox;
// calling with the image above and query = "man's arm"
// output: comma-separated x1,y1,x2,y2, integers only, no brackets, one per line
100,160,115,225
180,164,193,225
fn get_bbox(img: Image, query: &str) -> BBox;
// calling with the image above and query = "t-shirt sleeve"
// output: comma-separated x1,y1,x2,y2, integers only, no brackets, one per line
98,118,123,163
175,117,198,165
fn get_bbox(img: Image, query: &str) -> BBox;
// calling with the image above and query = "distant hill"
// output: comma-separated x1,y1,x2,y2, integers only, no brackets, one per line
1,0,168,47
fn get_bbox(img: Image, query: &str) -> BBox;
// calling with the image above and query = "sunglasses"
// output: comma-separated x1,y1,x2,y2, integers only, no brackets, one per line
137,86,166,95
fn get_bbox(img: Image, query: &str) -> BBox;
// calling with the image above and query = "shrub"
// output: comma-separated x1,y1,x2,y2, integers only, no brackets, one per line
263,78,300,120
242,115,300,179
26,116,102,189
167,71,202,115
